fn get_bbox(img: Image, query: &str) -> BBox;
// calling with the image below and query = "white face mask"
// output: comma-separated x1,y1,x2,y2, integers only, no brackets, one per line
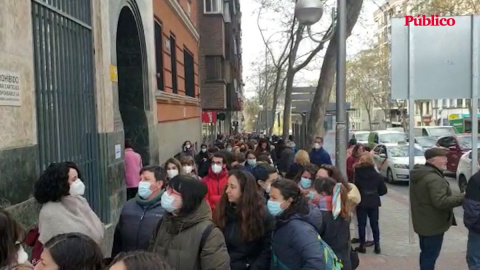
161,192,179,213
212,164,223,174
201,148,207,153
183,165,193,174
314,143,321,149
16,245,28,264
70,179,85,196
167,169,179,179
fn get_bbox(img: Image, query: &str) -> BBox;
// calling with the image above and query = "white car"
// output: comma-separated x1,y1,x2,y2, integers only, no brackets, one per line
353,131,369,145
373,143,425,183
456,149,480,192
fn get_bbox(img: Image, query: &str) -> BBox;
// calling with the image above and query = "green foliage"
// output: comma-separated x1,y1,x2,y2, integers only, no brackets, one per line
411,0,480,16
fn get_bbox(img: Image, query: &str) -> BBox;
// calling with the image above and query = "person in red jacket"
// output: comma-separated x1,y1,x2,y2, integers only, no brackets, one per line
202,152,228,210
346,144,365,183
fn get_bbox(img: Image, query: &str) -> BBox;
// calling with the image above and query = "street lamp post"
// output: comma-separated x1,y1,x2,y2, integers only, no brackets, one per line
295,0,347,175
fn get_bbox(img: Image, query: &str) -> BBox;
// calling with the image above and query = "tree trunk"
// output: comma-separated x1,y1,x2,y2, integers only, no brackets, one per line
282,70,296,139
306,0,364,145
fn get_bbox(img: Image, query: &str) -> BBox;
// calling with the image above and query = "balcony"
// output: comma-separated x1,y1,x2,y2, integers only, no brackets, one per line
226,83,241,111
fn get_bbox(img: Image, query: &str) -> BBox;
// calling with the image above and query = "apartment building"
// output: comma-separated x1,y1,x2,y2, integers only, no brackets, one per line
198,0,243,139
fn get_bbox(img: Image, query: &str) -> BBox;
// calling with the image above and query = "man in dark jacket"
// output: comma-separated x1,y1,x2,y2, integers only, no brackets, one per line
410,148,464,270
463,152,480,269
111,165,166,257
309,137,332,167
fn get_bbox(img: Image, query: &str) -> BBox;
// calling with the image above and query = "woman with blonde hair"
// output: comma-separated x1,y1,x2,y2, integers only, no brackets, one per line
285,149,310,179
179,156,201,180
353,153,387,254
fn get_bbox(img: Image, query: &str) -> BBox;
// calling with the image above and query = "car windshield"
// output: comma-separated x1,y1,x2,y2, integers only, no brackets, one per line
355,133,369,141
416,137,436,148
428,127,456,137
387,146,424,157
457,136,480,150
379,133,406,143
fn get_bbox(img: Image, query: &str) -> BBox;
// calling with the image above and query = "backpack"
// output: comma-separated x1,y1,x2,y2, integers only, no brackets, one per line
272,234,343,270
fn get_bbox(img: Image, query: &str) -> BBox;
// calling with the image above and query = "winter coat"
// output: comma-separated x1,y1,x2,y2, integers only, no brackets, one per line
309,148,332,167
148,201,230,270
271,204,325,270
278,148,294,174
346,155,360,183
111,192,165,257
202,167,229,210
410,163,464,236
319,211,351,270
354,166,387,208
223,204,274,270
464,171,480,234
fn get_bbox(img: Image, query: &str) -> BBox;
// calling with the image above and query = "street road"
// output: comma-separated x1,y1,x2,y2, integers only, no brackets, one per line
386,175,464,220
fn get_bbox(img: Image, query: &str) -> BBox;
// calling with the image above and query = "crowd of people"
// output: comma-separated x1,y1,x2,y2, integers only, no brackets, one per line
1,133,393,270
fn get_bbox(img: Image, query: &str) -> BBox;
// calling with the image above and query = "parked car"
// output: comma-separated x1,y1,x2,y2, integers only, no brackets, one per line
352,131,369,145
414,136,437,150
367,130,407,149
414,126,457,138
456,148,480,192
372,143,425,183
436,134,480,172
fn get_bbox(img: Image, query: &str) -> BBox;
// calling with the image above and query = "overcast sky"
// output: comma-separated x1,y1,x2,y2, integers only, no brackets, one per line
241,0,381,98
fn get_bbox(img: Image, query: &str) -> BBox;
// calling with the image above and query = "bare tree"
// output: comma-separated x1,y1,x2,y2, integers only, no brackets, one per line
306,0,364,145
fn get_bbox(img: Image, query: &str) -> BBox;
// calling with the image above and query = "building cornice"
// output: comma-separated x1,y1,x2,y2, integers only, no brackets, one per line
165,0,200,41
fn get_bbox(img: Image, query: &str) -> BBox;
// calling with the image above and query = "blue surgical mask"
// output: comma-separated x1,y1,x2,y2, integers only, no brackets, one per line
267,200,284,216
227,147,233,152
247,159,256,166
138,182,153,199
300,178,312,189
161,192,178,213
309,191,315,200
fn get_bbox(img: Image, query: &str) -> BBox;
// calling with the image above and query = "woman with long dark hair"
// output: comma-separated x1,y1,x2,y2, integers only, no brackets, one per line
269,179,329,269
35,233,104,270
0,209,31,270
313,177,352,270
346,144,365,183
213,170,274,269
293,164,319,203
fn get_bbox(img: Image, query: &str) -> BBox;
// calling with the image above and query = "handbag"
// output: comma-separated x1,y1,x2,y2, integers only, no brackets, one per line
350,247,360,269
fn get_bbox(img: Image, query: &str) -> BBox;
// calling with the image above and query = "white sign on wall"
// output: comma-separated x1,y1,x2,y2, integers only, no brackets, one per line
115,144,122,159
0,70,21,106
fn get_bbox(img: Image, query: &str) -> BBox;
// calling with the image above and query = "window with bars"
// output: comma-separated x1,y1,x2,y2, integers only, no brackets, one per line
205,56,224,81
184,49,195,97
154,21,164,91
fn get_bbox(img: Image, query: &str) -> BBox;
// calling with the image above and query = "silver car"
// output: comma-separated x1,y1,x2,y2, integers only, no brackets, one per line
372,143,425,183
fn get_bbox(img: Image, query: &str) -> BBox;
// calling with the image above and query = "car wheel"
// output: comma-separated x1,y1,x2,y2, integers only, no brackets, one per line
459,175,468,193
387,168,395,184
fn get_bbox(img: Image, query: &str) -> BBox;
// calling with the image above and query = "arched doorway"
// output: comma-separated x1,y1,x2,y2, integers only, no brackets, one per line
116,7,150,165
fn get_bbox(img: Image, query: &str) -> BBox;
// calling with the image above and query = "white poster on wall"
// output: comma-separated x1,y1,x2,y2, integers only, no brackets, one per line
0,70,21,106
115,144,122,159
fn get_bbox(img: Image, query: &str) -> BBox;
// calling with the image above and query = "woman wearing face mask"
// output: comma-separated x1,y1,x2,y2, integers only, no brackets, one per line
244,151,257,173
195,144,209,172
181,141,196,157
268,179,325,269
0,209,32,270
312,177,353,270
180,156,201,180
34,233,104,270
33,162,104,264
213,170,275,270
111,166,167,258
294,165,319,203
149,175,230,270
164,158,183,181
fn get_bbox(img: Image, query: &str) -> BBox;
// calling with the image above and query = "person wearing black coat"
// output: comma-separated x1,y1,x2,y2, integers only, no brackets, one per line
112,166,167,257
464,168,480,269
213,169,274,270
353,153,387,254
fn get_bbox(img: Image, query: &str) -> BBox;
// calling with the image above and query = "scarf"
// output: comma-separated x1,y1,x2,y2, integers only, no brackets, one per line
38,195,104,245
135,189,164,206
318,183,342,220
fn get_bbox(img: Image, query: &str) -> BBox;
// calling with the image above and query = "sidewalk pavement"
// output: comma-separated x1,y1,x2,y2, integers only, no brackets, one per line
355,188,468,270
